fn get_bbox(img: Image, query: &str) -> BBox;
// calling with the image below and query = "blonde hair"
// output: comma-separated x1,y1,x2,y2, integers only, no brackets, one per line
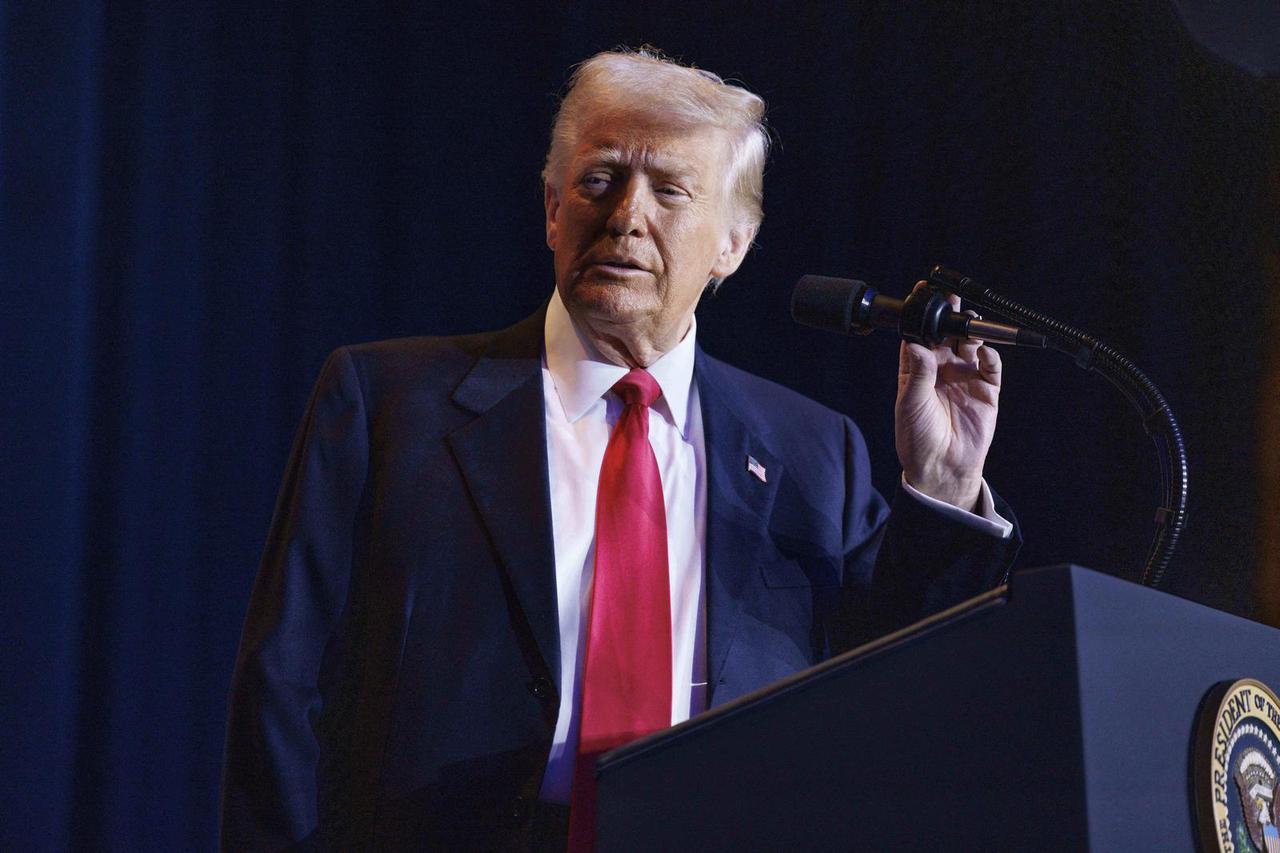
542,48,769,230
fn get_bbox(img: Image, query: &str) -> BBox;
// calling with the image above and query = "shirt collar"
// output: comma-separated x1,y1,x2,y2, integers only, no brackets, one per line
544,287,696,434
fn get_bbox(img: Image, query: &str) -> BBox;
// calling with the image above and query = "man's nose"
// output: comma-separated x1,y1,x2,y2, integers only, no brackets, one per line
606,179,649,237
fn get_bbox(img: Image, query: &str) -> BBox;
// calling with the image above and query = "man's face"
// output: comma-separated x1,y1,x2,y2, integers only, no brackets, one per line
544,114,750,357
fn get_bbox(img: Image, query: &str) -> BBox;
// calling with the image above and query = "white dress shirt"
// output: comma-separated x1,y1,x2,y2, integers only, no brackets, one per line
538,290,708,803
536,289,1012,803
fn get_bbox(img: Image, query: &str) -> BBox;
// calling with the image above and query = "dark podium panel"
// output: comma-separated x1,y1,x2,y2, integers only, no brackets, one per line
596,565,1280,851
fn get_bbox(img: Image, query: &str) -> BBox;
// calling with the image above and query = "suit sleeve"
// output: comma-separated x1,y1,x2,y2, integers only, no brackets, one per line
838,415,1021,646
220,348,369,851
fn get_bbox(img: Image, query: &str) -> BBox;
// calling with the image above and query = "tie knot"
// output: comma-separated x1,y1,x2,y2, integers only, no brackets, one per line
611,368,662,408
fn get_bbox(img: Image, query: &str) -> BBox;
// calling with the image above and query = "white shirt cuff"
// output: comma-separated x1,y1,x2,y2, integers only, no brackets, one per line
901,474,1014,539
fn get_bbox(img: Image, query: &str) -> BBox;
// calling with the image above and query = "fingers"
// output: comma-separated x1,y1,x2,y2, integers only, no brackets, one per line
898,340,937,384
976,342,1002,387
953,309,982,362
945,304,1001,390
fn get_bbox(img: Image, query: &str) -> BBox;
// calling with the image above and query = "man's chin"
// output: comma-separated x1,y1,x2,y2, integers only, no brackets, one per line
560,279,657,326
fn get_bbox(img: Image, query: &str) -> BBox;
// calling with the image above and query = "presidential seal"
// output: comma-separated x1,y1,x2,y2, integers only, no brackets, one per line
1196,679,1280,853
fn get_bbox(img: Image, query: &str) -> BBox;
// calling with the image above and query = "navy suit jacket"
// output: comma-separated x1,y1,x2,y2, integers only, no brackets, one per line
220,306,1019,850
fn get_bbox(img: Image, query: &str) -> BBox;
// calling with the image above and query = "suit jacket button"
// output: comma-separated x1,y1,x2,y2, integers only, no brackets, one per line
511,795,529,821
527,676,553,701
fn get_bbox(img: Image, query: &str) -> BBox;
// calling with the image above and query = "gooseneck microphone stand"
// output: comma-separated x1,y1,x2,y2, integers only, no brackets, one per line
927,265,1188,589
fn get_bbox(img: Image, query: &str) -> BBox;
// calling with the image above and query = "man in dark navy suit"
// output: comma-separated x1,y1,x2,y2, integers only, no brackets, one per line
220,49,1019,851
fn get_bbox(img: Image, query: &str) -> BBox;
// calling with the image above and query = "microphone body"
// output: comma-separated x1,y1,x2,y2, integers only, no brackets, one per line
791,275,1046,348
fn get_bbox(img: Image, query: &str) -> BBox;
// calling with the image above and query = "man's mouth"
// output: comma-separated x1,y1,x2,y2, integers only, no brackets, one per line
586,255,648,274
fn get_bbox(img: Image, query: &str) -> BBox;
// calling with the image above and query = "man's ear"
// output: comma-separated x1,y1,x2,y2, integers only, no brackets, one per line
544,182,560,250
710,222,756,282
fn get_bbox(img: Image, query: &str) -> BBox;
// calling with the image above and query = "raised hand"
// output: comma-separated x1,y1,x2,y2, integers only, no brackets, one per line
894,282,1002,511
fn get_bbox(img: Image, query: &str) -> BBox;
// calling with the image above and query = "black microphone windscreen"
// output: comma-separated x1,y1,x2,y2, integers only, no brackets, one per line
791,275,864,335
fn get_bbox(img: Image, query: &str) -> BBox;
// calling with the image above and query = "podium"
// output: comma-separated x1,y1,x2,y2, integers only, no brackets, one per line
595,565,1280,851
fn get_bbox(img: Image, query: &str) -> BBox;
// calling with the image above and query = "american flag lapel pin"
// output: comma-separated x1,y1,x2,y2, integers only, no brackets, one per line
746,454,767,483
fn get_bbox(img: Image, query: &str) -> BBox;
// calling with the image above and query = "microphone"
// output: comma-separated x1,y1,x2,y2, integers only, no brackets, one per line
791,274,1047,348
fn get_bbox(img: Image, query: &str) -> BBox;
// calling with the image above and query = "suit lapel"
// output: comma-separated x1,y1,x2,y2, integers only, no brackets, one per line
443,327,786,706
446,309,561,692
696,351,783,706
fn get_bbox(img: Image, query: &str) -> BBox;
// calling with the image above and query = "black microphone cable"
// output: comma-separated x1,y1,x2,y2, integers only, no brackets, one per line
927,265,1188,589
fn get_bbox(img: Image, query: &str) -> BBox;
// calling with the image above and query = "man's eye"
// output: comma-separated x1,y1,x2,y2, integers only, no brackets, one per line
656,186,688,199
581,174,611,190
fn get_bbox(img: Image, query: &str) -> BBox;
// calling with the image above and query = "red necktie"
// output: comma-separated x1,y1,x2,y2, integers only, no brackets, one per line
567,369,673,852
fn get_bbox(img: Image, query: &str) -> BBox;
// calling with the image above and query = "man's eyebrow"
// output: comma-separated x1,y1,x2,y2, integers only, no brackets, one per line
581,146,626,166
580,146,703,185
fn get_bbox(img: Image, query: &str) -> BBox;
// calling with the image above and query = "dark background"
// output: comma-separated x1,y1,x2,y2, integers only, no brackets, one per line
3,1,1278,849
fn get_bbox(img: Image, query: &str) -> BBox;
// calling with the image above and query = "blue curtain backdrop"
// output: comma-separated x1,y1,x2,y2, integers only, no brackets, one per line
3,1,1278,848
